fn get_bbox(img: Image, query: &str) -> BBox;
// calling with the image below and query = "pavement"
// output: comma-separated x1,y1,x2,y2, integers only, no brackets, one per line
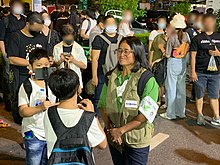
0,85,220,165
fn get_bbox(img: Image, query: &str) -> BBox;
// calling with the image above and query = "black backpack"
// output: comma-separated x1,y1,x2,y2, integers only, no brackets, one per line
152,58,167,86
47,106,96,165
106,69,154,98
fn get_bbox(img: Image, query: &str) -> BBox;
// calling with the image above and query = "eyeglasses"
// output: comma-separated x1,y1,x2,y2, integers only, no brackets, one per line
116,48,133,57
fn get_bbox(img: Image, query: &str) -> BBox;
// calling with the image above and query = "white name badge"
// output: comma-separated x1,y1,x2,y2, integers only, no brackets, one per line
125,100,138,108
139,96,159,123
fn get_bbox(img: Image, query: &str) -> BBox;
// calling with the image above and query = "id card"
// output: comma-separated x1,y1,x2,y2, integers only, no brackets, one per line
139,96,159,123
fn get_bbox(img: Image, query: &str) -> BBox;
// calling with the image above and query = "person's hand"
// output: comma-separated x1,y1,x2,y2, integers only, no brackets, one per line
60,53,65,62
191,72,198,82
39,101,52,111
109,128,123,143
92,76,98,87
67,54,77,63
78,99,94,112
209,47,220,57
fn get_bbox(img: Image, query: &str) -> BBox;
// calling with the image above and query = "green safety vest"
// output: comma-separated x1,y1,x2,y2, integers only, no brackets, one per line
106,67,154,148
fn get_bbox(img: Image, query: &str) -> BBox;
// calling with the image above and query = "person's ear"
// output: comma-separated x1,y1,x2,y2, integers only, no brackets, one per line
77,85,82,95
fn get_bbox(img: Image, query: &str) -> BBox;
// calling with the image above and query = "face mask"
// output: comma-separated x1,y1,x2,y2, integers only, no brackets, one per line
29,30,41,37
196,22,203,30
44,19,51,27
64,39,74,45
13,6,23,15
158,23,166,30
106,25,117,34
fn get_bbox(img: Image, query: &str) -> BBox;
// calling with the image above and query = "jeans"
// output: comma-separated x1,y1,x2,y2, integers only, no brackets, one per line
92,74,105,116
24,136,48,165
109,144,150,165
165,58,187,119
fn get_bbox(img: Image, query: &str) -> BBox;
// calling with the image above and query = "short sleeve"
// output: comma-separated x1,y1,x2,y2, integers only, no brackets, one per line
18,84,29,106
0,19,6,41
81,20,89,30
87,117,105,147
7,32,20,57
76,45,87,66
190,37,199,52
92,35,102,50
165,37,174,55
98,83,108,109
141,77,159,102
149,30,157,41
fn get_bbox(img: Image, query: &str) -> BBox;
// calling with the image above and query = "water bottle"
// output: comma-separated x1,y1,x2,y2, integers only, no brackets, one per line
35,89,45,107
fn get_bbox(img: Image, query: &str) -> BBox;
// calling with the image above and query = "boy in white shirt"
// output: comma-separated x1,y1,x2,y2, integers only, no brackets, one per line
44,68,107,164
18,49,56,165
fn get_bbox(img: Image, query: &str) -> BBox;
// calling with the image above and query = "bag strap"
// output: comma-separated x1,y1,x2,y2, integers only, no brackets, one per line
23,79,32,102
117,35,123,45
137,69,154,97
73,111,96,134
48,29,52,44
85,19,91,35
48,106,68,137
99,34,111,45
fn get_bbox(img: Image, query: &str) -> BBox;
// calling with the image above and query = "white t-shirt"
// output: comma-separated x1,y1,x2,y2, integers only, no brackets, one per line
18,78,56,141
81,18,97,36
118,22,133,37
149,30,164,41
44,108,105,158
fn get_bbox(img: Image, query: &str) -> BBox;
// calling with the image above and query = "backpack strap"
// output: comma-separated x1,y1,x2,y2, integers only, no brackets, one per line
74,111,96,134
137,69,154,98
23,79,32,102
85,19,91,35
48,106,67,138
117,35,123,45
3,17,9,29
99,34,111,45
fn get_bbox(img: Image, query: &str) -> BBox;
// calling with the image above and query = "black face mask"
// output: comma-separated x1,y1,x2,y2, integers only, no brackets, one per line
29,30,41,37
64,39,74,45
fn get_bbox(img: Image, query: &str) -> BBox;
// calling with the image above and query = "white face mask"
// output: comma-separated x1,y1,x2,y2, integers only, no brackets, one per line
44,19,51,27
105,25,117,34
13,6,23,15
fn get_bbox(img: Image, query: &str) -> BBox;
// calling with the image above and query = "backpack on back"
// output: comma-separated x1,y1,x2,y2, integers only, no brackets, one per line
99,34,123,75
48,106,96,165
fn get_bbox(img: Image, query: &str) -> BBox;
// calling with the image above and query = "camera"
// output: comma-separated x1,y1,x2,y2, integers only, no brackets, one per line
34,67,56,80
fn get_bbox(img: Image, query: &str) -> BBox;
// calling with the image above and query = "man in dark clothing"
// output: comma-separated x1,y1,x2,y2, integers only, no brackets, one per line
0,0,26,112
190,14,220,126
8,12,47,124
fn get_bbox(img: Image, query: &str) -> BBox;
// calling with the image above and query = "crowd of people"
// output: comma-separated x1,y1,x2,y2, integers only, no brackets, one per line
0,0,219,164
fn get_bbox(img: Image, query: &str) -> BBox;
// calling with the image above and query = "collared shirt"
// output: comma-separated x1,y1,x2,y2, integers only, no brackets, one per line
0,13,26,49
98,71,159,112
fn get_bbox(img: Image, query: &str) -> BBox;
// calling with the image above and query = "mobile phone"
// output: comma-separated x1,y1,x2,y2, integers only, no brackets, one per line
34,67,56,80
210,44,215,51
63,52,71,57
24,130,34,139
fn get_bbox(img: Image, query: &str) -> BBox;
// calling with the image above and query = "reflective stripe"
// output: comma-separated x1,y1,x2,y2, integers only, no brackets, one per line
52,146,91,153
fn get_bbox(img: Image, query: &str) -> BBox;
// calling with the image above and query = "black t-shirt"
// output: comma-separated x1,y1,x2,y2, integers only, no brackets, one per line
92,33,120,76
8,31,48,76
63,45,73,54
0,14,26,49
190,32,220,74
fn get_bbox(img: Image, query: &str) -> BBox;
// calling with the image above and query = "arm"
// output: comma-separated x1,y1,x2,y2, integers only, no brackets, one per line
80,29,89,39
91,50,101,86
70,57,87,69
9,57,29,66
191,51,198,82
80,20,89,39
95,118,107,149
0,41,6,55
69,46,87,69
148,40,153,65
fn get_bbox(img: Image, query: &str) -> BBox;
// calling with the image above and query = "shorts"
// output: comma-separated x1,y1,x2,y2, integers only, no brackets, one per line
195,73,220,99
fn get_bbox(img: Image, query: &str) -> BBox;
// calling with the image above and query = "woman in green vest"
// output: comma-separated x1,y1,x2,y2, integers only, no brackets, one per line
98,36,159,165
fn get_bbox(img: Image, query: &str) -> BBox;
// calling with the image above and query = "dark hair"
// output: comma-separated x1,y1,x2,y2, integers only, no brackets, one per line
26,12,44,25
9,0,23,7
206,8,214,14
157,15,167,22
203,13,216,21
60,24,74,37
86,8,96,19
97,15,105,24
176,28,184,44
2,7,10,14
48,68,80,101
29,48,49,65
118,36,149,72
190,10,200,16
103,15,115,24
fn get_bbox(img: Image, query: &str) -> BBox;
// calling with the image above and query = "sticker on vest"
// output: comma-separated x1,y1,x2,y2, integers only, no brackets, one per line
117,80,128,97
139,96,159,123
125,100,138,108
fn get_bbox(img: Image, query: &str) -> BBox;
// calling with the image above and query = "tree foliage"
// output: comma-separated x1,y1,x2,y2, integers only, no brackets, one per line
98,0,145,18
169,2,191,16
